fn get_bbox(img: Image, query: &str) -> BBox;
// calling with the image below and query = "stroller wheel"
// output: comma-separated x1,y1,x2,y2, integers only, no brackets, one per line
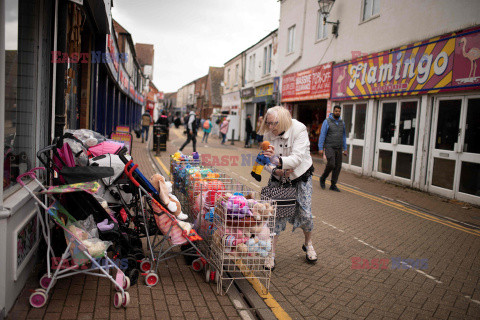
205,268,211,283
39,273,55,290
113,292,123,308
140,259,152,272
123,276,131,290
145,272,159,287
122,292,130,307
30,291,47,308
192,258,205,272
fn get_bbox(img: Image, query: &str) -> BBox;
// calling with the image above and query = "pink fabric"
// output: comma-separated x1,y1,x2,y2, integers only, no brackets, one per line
88,141,123,157
53,143,75,183
220,120,229,134
151,202,187,245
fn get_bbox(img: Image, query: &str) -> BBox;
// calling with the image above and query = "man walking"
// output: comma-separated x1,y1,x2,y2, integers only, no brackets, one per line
179,109,197,153
318,105,347,192
141,111,152,143
244,114,253,148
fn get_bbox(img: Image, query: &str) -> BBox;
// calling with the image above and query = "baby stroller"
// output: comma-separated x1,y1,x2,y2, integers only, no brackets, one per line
17,168,131,309
36,143,144,285
120,155,210,286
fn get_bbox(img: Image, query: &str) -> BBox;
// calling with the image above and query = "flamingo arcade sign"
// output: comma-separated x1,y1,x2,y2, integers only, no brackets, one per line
332,26,480,100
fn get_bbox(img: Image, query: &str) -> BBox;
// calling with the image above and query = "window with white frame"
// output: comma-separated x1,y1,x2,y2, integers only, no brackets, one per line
287,25,295,54
248,54,256,82
263,44,272,75
316,10,328,40
362,0,380,21
235,64,239,86
227,69,231,88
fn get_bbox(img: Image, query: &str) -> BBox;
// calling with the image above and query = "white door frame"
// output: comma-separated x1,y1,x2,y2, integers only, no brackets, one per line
373,98,420,185
340,101,368,174
427,94,480,205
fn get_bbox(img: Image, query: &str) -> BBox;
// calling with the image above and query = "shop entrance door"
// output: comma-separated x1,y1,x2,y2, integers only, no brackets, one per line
428,96,480,205
341,102,367,173
374,99,419,184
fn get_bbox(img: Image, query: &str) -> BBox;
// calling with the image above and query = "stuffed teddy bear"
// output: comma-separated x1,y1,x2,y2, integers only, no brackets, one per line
251,202,274,221
150,173,188,220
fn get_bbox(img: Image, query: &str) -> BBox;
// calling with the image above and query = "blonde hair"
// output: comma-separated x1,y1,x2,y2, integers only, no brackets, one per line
259,106,292,135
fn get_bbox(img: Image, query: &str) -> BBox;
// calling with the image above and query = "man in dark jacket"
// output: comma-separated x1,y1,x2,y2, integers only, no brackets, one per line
179,110,197,153
318,105,348,192
244,114,253,148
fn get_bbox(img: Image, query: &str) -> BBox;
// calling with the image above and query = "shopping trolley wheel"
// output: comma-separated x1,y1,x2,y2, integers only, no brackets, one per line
205,267,211,283
113,292,123,309
145,272,159,287
215,270,220,284
140,259,152,272
39,273,55,290
30,291,47,308
122,292,130,307
192,258,205,272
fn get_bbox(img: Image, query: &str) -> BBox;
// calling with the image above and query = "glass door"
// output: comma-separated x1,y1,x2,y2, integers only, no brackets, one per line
374,100,418,183
341,102,367,173
429,96,480,204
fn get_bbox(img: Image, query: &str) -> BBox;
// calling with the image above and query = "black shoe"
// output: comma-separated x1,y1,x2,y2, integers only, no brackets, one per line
330,185,340,192
320,177,326,189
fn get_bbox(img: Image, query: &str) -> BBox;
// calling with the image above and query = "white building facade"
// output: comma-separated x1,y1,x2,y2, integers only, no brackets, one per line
241,30,279,141
278,0,480,205
222,53,244,140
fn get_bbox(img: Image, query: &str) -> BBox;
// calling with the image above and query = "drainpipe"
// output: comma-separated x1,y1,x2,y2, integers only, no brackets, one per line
282,0,307,75
50,0,58,143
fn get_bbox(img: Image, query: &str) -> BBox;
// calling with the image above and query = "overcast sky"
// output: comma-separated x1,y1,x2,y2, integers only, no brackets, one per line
111,0,280,93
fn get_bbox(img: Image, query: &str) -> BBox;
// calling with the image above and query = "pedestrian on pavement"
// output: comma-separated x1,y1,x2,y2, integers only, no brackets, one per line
260,106,317,271
141,111,152,143
245,114,253,148
318,105,347,192
256,116,264,145
179,109,198,153
183,113,189,134
220,117,230,144
202,117,212,143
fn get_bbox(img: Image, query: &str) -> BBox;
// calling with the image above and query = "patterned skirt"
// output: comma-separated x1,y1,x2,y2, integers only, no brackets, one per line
268,175,314,235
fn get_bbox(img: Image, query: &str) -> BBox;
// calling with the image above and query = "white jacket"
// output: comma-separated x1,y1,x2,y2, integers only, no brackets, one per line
263,119,313,180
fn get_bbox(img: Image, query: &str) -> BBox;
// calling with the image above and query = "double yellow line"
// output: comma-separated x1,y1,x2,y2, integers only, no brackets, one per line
312,176,480,237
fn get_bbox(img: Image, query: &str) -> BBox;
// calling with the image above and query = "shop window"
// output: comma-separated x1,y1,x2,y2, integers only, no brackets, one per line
316,11,328,40
362,0,380,21
380,102,396,143
435,100,461,151
432,158,455,190
465,98,480,154
287,25,295,54
354,104,366,140
263,44,272,75
4,0,38,194
342,104,353,136
352,146,363,167
378,150,392,174
459,161,480,196
395,152,413,179
399,101,417,146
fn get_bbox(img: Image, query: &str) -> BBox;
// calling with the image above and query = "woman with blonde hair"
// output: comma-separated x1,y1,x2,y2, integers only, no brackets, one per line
259,106,316,270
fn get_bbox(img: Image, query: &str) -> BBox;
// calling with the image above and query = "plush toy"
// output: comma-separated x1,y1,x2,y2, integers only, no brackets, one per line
251,141,280,182
225,195,252,219
236,243,248,257
251,202,274,221
150,173,188,220
177,220,193,234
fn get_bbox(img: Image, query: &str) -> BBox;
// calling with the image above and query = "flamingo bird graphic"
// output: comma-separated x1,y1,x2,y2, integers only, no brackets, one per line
459,37,480,78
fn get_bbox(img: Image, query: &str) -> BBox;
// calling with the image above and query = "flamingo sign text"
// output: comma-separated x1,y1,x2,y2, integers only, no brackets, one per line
332,26,480,100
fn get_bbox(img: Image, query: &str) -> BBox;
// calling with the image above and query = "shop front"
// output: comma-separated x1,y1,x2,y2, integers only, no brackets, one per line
281,63,332,152
221,91,241,140
332,25,480,204
240,87,255,141
253,83,274,130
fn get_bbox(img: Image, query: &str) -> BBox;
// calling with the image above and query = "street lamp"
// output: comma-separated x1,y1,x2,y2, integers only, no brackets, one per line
318,0,339,38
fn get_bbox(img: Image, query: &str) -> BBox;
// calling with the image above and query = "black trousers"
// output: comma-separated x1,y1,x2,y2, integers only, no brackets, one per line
321,147,342,185
179,131,197,152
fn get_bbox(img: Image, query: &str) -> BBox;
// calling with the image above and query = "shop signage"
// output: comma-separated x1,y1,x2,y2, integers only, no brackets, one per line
256,84,274,97
241,87,255,98
273,77,280,93
282,62,332,102
332,26,480,100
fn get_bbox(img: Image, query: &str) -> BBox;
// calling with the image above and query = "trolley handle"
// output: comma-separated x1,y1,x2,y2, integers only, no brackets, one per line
16,167,46,186
124,160,140,187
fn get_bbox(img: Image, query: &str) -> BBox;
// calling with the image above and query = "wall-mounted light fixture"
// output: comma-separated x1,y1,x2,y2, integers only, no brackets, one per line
318,0,339,37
